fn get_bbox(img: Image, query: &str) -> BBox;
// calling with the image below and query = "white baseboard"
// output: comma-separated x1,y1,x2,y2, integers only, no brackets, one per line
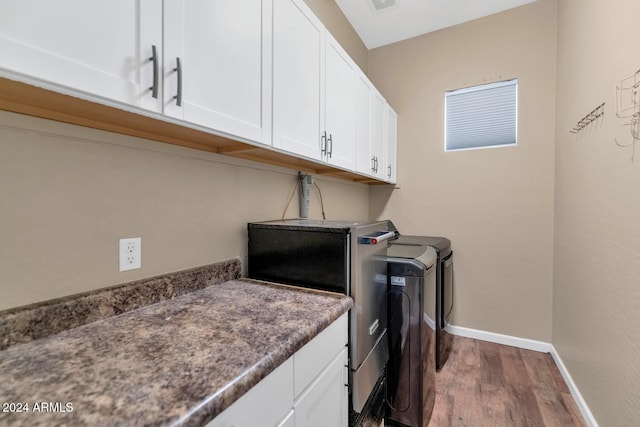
444,323,598,427
445,323,552,353
423,313,436,331
549,345,599,427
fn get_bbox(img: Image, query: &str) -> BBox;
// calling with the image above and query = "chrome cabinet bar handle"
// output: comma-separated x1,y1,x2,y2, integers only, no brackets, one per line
149,45,158,99
388,164,391,177
321,131,327,155
371,156,376,172
174,57,182,107
328,134,333,158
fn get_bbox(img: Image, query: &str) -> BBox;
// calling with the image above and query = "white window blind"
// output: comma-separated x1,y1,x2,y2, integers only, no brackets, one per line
445,79,518,151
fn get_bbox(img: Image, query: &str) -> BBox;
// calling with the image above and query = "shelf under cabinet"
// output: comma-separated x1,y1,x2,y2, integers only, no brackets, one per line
0,77,389,185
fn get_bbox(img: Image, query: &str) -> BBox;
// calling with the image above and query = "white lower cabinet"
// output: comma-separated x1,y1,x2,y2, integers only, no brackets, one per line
277,410,295,427
206,313,348,427
206,357,294,427
294,348,348,427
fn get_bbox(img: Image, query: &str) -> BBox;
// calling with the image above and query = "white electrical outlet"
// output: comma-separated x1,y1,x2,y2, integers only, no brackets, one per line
119,237,141,272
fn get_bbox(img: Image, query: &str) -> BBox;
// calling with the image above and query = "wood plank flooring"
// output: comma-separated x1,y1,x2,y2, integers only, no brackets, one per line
428,335,586,427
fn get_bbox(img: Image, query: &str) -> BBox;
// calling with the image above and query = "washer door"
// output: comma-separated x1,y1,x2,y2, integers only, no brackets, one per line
386,282,411,413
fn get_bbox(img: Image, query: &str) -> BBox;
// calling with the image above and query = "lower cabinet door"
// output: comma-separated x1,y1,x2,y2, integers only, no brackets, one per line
277,410,295,427
294,348,348,427
206,357,293,427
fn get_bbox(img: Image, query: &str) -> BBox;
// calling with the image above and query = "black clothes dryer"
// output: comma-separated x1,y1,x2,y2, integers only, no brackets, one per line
386,222,453,371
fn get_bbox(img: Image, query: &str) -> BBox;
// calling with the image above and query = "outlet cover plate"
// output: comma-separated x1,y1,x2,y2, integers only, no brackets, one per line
119,237,141,272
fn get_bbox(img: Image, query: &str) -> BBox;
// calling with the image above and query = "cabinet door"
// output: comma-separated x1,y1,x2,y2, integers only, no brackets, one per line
164,0,270,144
371,90,386,179
355,74,373,175
323,34,356,170
294,348,348,427
0,0,162,112
206,357,293,427
294,313,348,397
385,104,398,183
272,0,323,160
276,410,294,427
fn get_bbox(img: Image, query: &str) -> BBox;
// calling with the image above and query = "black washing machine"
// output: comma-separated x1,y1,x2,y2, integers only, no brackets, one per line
385,244,437,427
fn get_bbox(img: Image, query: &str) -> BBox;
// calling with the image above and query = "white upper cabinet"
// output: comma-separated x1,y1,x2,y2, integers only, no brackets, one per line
163,0,271,145
385,104,398,184
272,0,324,159
355,76,391,180
370,89,386,180
355,74,373,176
272,0,358,170
0,0,163,112
0,0,397,183
323,34,356,170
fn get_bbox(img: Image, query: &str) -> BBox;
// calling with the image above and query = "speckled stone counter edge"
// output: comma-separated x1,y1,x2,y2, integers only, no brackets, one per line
0,258,241,350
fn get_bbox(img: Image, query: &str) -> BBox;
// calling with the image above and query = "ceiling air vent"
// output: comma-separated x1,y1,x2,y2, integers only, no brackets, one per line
369,0,398,12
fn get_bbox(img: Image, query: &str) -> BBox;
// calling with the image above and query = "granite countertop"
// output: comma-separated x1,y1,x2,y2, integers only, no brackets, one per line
0,279,352,426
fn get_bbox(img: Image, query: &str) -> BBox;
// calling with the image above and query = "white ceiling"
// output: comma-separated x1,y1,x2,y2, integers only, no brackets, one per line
334,0,538,49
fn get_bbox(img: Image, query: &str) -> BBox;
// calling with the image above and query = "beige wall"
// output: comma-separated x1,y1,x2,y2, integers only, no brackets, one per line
0,112,369,310
303,0,368,74
554,1,640,425
368,0,557,342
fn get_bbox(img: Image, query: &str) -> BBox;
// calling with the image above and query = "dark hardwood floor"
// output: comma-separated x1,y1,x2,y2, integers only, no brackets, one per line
428,335,586,427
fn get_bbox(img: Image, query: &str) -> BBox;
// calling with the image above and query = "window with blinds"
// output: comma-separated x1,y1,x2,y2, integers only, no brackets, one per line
445,79,518,151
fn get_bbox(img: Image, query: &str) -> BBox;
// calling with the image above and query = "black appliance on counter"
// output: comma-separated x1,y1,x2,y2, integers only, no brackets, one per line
385,244,438,427
387,222,453,371
247,219,395,427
